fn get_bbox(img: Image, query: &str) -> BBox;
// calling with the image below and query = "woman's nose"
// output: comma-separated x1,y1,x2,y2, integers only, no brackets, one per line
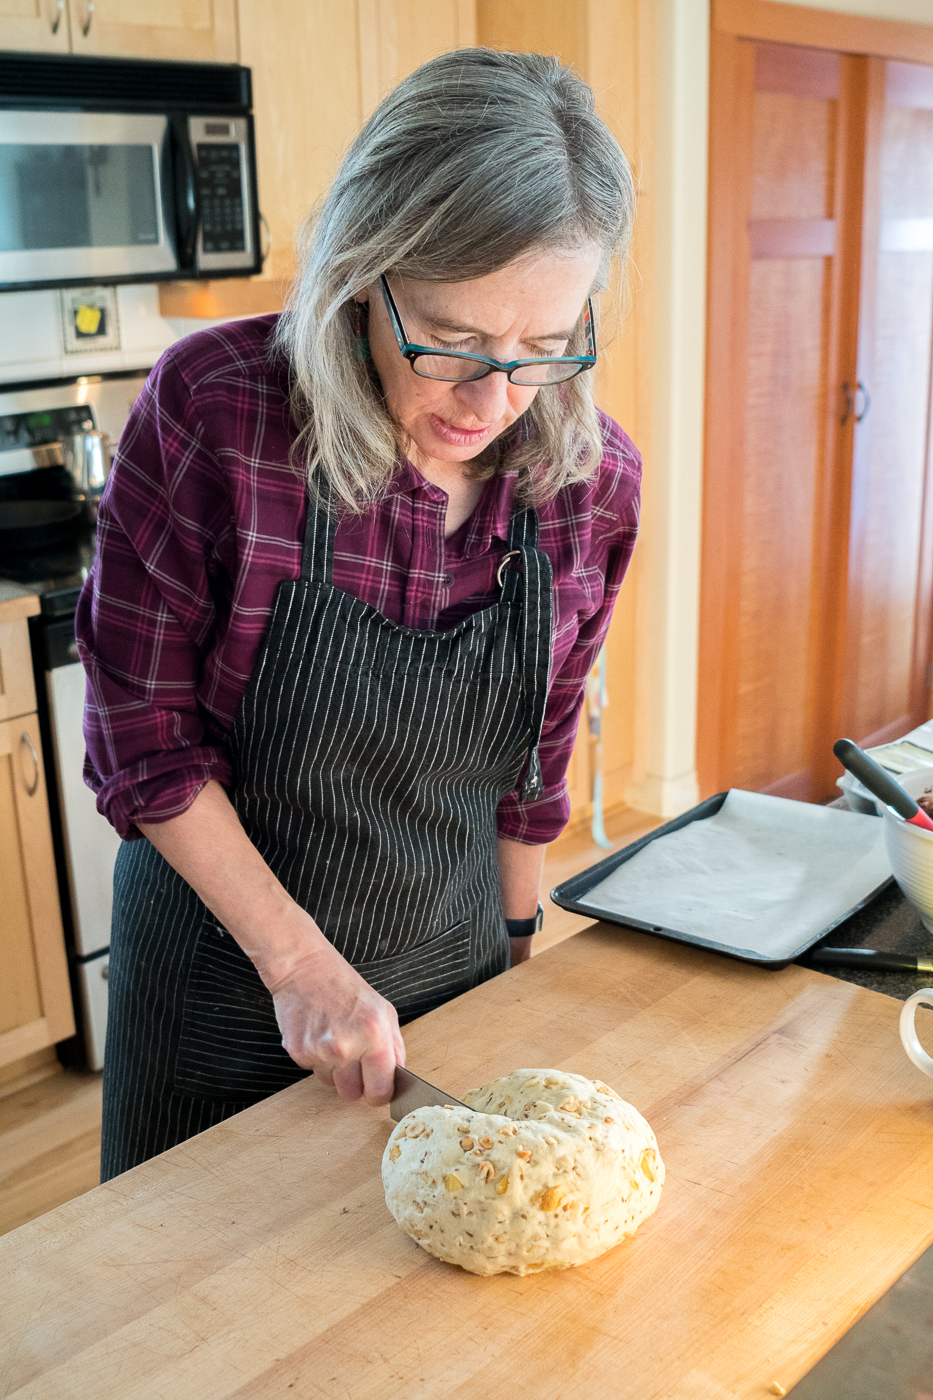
454,370,512,422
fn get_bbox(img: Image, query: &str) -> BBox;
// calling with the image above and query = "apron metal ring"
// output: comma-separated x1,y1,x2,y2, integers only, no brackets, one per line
497,549,522,587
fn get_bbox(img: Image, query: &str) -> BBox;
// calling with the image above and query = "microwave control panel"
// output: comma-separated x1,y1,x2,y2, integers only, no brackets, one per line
189,115,255,273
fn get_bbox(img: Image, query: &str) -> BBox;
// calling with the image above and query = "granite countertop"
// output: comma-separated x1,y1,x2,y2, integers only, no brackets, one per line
796,879,933,1001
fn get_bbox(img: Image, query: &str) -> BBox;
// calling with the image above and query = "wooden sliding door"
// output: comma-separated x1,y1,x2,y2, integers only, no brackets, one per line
701,4,933,801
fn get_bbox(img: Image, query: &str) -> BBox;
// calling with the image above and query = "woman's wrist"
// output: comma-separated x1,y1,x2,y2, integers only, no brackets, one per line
505,902,544,939
237,898,336,991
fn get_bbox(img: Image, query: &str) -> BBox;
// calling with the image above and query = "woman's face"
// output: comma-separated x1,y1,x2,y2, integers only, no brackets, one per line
360,243,602,476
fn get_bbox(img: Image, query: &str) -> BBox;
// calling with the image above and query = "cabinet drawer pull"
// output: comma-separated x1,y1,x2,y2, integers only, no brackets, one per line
19,732,40,797
50,0,64,34
82,0,94,36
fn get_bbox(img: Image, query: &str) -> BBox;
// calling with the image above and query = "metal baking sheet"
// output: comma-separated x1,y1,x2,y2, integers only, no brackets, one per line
550,791,894,968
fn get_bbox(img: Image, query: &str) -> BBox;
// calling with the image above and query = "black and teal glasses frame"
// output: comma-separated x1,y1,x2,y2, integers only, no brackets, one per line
378,274,597,385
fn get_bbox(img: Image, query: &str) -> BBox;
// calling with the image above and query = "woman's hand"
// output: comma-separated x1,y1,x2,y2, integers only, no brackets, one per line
262,941,405,1104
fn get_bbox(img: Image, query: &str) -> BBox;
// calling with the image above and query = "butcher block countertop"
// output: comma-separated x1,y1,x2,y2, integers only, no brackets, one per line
3,923,933,1400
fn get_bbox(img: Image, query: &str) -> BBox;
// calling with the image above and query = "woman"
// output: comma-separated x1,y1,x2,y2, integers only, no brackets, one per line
78,48,641,1180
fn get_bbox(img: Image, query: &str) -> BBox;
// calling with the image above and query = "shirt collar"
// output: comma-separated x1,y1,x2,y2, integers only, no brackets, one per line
390,457,519,560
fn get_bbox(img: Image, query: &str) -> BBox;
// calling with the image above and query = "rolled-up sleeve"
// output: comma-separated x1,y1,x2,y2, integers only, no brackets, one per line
495,418,641,845
76,355,234,839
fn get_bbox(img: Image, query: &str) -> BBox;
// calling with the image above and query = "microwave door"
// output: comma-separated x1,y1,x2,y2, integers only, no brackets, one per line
0,110,179,291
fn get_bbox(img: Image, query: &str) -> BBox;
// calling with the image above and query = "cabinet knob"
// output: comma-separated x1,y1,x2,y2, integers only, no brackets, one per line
82,0,94,37
19,732,40,797
50,0,64,34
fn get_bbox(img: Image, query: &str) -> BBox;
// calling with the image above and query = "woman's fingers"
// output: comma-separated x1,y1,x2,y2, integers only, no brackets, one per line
269,941,405,1105
331,1060,364,1102
360,1043,399,1106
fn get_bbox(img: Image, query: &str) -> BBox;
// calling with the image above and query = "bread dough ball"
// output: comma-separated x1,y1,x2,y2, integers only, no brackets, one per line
382,1069,663,1276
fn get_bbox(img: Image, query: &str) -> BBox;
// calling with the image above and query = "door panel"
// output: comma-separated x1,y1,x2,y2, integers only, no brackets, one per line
0,743,43,1035
68,0,237,61
844,62,933,747
700,36,848,799
0,0,70,51
736,256,830,791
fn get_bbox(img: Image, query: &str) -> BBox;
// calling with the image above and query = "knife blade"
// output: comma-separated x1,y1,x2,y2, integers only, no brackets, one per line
390,1065,468,1121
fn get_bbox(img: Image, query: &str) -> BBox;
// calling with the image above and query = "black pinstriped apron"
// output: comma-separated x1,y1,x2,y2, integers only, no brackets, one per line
101,485,552,1179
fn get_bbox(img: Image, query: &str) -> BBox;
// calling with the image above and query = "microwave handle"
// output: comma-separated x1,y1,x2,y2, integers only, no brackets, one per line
165,116,199,271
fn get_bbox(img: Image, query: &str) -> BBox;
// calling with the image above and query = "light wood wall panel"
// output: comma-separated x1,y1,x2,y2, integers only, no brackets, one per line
477,0,642,823
358,0,475,118
237,1,363,286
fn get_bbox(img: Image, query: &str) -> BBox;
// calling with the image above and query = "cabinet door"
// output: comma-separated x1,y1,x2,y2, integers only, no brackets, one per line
0,619,38,724
0,714,74,1068
0,0,70,52
842,59,933,748
67,0,237,61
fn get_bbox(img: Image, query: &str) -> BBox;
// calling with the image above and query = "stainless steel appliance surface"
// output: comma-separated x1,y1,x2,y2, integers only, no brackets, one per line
0,368,149,1068
0,52,261,292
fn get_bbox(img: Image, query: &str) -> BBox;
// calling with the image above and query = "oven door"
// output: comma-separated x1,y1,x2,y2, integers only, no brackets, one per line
0,109,178,290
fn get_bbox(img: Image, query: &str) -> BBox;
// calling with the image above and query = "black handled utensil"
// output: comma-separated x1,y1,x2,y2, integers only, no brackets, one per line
833,737,933,833
811,947,933,973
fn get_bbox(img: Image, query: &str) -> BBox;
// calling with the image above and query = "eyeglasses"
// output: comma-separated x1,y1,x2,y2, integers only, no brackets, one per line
378,274,597,386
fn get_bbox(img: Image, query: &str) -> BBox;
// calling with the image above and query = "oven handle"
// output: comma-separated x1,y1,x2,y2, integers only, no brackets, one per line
19,731,40,797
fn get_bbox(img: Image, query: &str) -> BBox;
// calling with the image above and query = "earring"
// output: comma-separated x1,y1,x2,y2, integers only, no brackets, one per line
351,301,370,363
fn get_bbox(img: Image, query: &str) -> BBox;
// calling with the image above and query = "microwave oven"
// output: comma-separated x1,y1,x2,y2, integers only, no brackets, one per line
0,52,263,292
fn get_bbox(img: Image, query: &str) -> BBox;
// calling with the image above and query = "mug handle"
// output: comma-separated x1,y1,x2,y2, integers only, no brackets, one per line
899,989,933,1078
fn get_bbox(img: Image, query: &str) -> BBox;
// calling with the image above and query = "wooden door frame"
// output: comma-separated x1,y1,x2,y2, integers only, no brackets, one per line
697,29,756,798
701,2,933,798
714,0,933,65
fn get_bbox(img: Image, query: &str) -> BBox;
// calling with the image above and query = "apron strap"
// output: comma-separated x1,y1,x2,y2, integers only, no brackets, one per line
300,479,335,584
502,504,553,802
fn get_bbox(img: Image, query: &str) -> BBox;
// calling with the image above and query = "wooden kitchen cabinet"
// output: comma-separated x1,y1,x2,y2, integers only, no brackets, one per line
0,0,70,52
0,0,237,59
66,0,237,61
0,599,74,1071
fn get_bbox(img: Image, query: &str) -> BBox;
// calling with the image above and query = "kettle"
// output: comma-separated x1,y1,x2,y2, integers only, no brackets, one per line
63,430,112,518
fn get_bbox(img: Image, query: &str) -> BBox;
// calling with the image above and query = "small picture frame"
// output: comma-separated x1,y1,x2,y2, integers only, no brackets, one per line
60,286,121,354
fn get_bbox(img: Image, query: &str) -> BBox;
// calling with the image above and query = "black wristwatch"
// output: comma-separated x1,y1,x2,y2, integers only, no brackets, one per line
506,902,544,939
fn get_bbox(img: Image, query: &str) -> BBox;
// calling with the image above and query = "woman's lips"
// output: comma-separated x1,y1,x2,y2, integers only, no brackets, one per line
428,413,493,446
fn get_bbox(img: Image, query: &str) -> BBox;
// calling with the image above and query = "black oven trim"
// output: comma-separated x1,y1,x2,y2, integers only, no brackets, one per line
0,51,251,113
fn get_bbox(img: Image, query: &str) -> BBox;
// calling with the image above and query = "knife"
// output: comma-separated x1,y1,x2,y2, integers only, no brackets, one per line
390,1065,468,1121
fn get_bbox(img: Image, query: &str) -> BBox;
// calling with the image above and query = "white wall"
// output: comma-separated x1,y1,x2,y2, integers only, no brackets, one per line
0,285,179,384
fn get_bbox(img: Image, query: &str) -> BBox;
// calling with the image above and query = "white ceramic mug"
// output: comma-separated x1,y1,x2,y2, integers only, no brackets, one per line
899,989,933,1078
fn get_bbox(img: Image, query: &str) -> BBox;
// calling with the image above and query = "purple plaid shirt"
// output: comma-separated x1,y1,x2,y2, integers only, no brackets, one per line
77,315,640,844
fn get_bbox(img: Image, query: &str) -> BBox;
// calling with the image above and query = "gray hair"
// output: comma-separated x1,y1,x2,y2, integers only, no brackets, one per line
275,48,635,513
